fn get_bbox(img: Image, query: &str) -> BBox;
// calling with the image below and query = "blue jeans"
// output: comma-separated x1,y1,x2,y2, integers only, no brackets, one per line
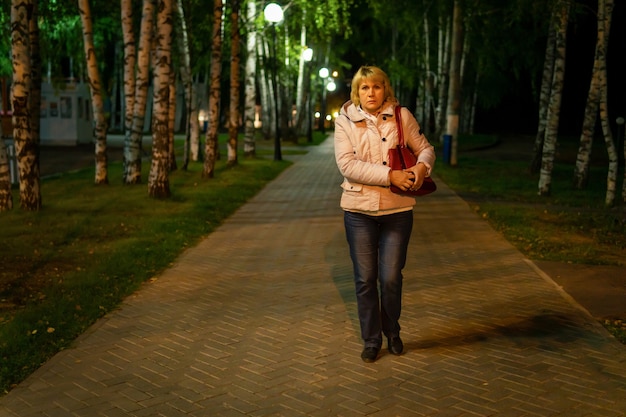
344,210,413,348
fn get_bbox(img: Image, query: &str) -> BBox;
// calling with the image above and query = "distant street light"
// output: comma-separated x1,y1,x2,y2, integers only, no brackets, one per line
302,47,313,62
264,3,284,161
318,67,333,133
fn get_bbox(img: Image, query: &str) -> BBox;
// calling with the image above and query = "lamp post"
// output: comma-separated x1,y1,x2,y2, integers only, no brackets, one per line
302,48,314,143
264,3,284,161
318,67,329,133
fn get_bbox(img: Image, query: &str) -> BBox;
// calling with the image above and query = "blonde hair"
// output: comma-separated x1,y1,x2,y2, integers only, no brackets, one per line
350,66,396,107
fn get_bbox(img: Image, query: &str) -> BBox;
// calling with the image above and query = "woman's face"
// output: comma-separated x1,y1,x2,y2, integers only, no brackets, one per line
358,77,385,115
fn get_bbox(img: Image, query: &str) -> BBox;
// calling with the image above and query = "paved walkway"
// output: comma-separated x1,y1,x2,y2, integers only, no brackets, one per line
1,138,625,416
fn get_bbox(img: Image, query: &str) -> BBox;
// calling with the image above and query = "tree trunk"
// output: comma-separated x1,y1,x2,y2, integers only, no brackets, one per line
78,0,109,185
12,0,41,210
419,2,434,134
446,0,463,167
538,2,570,196
121,0,136,173
168,69,177,172
227,0,240,166
110,44,121,132
435,13,451,141
0,139,13,211
242,0,257,157
574,0,612,190
294,15,307,137
29,0,41,175
125,0,155,184
202,0,223,178
597,0,616,206
531,13,556,174
261,38,275,140
148,0,172,198
174,0,199,165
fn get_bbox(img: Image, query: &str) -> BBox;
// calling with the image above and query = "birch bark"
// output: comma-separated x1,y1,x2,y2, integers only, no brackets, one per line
148,0,173,198
202,0,223,178
125,0,155,184
11,0,41,209
78,0,109,185
227,0,241,166
538,2,570,196
243,0,257,157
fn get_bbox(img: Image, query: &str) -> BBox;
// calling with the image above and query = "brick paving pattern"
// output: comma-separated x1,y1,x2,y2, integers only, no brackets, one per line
1,138,625,416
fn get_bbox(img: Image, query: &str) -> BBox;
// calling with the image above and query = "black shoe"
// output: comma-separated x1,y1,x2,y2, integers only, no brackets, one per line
388,336,404,355
361,347,380,363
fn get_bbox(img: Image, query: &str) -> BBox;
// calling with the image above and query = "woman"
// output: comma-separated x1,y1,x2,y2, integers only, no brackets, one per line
334,66,436,363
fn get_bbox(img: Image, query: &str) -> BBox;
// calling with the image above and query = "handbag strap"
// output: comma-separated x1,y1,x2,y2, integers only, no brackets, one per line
394,105,405,147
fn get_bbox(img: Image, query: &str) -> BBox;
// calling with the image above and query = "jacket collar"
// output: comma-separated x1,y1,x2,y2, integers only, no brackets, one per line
340,100,396,123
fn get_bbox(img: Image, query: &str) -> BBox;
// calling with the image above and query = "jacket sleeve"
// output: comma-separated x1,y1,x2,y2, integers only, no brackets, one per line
334,115,391,186
402,108,436,176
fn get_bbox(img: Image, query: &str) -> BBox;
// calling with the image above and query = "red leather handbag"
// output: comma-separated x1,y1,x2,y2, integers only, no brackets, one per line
388,106,436,196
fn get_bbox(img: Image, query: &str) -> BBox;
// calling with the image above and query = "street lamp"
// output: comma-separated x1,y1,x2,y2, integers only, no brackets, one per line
264,3,284,161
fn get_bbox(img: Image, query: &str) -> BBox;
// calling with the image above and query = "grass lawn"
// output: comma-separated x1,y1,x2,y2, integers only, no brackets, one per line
435,133,626,343
0,133,323,394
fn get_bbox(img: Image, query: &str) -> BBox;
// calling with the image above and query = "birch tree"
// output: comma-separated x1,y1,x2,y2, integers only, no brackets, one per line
125,0,155,184
435,11,451,140
148,0,173,198
530,13,556,174
174,0,199,166
227,0,241,166
121,0,136,175
202,0,223,178
0,136,12,211
573,0,616,206
78,0,109,185
168,69,177,171
29,0,40,174
294,14,308,137
538,1,570,196
596,0,617,206
446,0,463,167
242,0,257,157
11,0,41,210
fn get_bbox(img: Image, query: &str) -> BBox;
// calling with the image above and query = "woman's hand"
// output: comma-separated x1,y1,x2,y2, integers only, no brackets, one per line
389,170,417,192
390,163,428,191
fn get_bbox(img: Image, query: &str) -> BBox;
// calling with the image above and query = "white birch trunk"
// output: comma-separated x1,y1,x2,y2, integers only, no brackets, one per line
446,0,463,167
597,0,616,206
242,0,257,157
294,15,307,136
227,0,240,165
125,0,155,184
168,70,177,171
538,2,569,196
174,0,199,163
78,0,109,185
121,0,136,165
436,14,451,140
11,0,40,209
148,0,172,198
531,15,556,173
258,36,271,140
202,0,223,178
